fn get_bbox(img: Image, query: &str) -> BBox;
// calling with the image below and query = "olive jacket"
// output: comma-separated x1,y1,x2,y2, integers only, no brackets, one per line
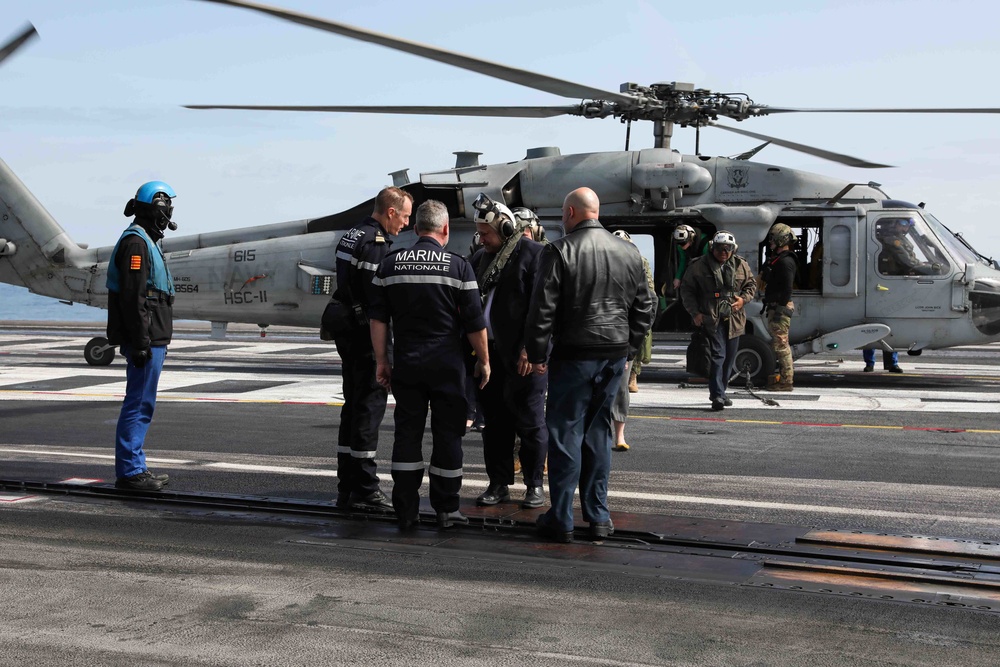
679,253,757,339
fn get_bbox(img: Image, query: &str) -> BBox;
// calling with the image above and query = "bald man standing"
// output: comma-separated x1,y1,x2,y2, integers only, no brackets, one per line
524,187,654,542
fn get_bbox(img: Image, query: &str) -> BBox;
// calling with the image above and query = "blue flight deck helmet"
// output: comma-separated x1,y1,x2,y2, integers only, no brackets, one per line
125,181,177,231
135,180,176,203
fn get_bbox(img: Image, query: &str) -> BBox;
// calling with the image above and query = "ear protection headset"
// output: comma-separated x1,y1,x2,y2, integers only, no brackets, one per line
472,193,516,239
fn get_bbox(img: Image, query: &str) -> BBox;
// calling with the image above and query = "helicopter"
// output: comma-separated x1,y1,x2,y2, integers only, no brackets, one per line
3,2,1000,384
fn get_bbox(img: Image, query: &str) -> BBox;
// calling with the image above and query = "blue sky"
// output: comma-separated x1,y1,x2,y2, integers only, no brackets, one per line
3,0,1000,258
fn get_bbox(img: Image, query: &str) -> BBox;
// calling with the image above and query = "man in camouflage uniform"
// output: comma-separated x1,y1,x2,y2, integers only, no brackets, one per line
759,223,798,391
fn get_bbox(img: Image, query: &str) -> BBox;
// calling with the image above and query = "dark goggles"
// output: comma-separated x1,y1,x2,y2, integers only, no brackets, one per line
714,243,735,253
472,193,502,223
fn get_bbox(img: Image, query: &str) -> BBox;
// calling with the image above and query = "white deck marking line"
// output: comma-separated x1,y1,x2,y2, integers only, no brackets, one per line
0,447,194,464
3,446,999,527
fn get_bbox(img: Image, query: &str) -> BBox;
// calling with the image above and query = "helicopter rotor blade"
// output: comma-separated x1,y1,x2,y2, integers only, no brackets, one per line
0,23,38,67
195,0,635,105
756,106,1000,115
183,104,582,118
710,123,892,169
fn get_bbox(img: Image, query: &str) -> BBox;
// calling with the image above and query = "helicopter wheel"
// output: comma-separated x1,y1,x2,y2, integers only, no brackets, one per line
732,335,774,386
84,336,116,366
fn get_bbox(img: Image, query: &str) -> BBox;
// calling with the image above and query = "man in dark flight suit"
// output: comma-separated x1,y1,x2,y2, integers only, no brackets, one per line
331,186,412,511
369,200,491,530
470,194,548,509
106,181,178,491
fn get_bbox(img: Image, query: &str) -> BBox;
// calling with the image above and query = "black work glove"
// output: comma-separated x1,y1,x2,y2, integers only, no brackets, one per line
132,347,151,368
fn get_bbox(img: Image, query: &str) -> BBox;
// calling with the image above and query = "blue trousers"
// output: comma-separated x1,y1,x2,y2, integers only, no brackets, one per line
115,345,166,478
541,357,625,532
707,325,739,402
863,349,899,367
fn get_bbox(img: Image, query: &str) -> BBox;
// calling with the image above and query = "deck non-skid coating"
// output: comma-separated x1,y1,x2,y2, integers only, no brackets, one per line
163,379,297,393
6,478,1000,614
260,347,336,355
0,375,122,391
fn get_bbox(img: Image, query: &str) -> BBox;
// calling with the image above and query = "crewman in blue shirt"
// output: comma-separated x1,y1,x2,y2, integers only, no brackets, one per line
106,181,178,491
369,200,490,530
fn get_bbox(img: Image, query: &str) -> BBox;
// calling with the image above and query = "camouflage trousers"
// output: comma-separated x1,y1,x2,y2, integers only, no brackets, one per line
767,311,793,385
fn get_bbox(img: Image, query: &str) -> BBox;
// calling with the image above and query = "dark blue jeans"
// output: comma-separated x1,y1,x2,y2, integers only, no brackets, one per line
706,325,739,402
115,345,167,478
863,349,899,367
540,357,625,532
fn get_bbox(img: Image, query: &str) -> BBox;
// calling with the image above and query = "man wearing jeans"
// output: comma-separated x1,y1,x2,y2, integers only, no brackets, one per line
106,181,178,491
524,187,653,542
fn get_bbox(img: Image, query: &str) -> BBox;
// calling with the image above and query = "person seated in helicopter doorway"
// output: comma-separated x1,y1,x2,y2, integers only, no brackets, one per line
862,349,903,373
679,231,757,411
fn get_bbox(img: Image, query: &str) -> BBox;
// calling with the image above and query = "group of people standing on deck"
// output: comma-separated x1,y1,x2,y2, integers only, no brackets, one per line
323,185,654,540
103,178,897,540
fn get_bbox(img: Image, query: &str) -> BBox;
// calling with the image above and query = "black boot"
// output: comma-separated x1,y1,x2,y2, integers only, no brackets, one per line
476,483,510,506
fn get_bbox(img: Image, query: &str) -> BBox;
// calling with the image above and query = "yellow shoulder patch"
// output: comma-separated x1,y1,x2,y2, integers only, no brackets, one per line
130,255,142,270
374,232,386,244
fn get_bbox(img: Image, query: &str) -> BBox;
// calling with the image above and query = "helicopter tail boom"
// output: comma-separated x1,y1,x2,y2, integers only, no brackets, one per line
0,157,94,301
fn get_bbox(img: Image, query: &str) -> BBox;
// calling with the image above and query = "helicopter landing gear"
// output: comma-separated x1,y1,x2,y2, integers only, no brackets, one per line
732,335,774,387
84,336,115,366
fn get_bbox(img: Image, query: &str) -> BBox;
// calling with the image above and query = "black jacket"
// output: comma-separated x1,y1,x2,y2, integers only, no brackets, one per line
760,249,797,306
369,235,486,373
106,220,173,348
333,216,392,322
525,219,654,362
471,236,544,371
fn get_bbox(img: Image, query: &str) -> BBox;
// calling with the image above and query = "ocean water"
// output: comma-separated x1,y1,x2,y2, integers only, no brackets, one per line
0,282,106,322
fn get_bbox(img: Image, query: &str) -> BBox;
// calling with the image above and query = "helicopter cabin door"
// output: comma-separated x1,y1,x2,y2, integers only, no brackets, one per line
865,212,956,319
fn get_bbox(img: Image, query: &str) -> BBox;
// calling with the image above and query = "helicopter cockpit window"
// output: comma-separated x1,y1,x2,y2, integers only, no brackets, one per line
874,217,950,277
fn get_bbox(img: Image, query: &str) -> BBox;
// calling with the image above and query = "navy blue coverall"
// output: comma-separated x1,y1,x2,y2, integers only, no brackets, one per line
369,236,486,522
332,217,392,500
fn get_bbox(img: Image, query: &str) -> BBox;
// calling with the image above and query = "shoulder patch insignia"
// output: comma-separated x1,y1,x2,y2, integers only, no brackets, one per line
374,232,386,244
130,255,143,270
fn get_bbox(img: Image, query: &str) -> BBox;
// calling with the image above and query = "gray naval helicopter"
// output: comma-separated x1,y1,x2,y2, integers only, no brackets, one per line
3,3,1000,384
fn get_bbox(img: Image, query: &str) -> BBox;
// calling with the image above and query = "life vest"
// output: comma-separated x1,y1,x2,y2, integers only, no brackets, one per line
106,224,174,295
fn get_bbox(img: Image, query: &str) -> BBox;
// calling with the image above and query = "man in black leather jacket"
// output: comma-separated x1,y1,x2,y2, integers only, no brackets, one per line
524,187,654,542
